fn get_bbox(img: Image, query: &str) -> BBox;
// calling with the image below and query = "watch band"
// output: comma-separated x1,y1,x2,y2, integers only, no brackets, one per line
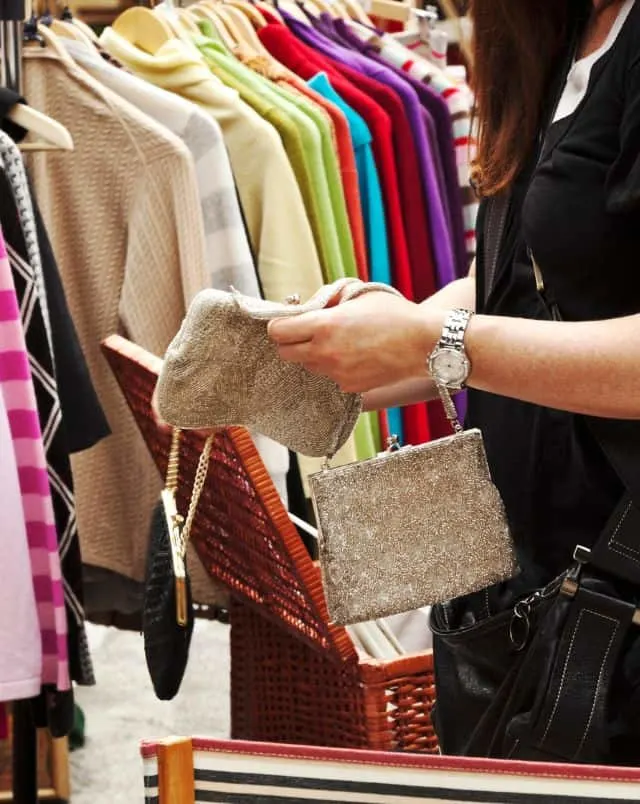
438,308,474,351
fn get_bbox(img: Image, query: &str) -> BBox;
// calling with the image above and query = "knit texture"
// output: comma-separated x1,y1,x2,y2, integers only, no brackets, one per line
345,23,478,261
23,43,223,607
100,27,324,304
0,382,42,702
0,228,69,691
63,38,258,298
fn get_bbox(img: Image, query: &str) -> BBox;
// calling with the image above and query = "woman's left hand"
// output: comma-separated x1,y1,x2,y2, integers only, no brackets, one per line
267,291,442,393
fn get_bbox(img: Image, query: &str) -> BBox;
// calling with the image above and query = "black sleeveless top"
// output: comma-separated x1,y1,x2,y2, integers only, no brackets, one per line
470,1,640,587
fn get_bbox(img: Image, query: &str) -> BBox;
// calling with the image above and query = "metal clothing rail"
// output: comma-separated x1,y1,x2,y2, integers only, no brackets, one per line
0,0,25,93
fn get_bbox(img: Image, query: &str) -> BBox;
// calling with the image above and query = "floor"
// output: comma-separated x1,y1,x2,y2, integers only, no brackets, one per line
70,620,230,803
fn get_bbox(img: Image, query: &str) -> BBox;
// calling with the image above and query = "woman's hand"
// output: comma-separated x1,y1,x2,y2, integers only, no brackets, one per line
268,290,444,393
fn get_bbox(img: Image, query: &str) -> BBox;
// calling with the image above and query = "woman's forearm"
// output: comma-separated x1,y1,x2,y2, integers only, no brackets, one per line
363,276,475,411
362,376,439,411
463,312,640,419
363,304,640,420
420,276,476,312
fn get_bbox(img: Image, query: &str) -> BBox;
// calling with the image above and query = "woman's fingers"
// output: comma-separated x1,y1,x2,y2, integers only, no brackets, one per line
268,311,321,345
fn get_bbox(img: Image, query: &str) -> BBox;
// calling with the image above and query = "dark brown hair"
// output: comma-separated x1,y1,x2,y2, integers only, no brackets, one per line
470,0,614,196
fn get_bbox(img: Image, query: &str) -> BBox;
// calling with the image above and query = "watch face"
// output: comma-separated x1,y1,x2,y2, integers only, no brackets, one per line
430,348,469,387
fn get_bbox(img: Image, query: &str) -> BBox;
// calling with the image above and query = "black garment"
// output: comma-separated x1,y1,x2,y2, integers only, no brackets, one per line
433,1,640,761
0,87,28,144
0,89,110,452
33,200,111,453
0,162,95,687
469,2,640,586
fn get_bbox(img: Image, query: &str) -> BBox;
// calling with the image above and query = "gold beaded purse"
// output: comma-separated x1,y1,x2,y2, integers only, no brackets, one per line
309,385,519,626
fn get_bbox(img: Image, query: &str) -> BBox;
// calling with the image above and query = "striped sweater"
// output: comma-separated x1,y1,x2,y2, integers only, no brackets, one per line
0,228,69,691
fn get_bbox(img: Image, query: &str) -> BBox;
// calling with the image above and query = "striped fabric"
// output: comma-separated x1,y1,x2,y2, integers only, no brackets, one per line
0,229,69,692
141,738,640,803
346,22,479,262
0,130,94,685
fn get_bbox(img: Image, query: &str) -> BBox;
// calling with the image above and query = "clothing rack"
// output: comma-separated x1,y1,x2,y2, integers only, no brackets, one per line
0,1,24,94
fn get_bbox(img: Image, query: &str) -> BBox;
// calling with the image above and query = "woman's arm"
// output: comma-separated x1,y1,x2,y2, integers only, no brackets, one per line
363,263,477,411
268,260,640,420
464,312,640,419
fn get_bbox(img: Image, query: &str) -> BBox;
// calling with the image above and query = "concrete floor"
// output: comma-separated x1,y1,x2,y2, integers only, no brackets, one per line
70,620,230,803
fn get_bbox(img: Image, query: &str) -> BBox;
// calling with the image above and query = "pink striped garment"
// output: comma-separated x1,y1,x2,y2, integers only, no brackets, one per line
0,229,69,692
345,23,479,261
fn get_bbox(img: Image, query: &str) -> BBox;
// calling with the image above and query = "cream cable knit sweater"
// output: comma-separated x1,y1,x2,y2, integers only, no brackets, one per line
24,42,225,605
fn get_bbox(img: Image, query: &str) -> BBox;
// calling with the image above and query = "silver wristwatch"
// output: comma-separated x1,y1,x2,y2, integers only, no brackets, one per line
427,308,474,390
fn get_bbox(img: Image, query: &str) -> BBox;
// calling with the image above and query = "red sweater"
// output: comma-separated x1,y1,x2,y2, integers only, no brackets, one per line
260,23,431,445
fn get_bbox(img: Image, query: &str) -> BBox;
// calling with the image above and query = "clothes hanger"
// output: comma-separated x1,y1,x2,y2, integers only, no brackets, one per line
197,0,247,42
223,0,268,30
69,16,100,45
189,4,239,50
111,6,175,55
7,11,74,152
53,3,94,43
207,5,248,46
175,7,203,36
255,0,285,23
301,0,342,20
10,103,74,152
341,0,372,26
155,1,198,39
276,0,313,24
218,5,270,53
49,18,88,42
326,0,353,22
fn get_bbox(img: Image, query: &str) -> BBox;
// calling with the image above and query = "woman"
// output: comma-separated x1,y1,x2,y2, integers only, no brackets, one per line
269,0,640,764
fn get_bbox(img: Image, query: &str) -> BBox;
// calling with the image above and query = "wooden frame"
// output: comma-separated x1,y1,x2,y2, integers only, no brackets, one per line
142,737,640,803
0,728,69,803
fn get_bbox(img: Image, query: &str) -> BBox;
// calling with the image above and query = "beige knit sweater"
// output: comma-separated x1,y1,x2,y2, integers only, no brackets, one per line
24,39,224,605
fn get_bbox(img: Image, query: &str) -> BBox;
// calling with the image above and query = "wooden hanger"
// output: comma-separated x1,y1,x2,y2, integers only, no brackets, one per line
218,4,269,52
208,5,247,45
189,5,238,50
71,17,100,45
49,18,88,43
341,0,372,26
302,0,342,20
10,103,74,152
255,0,285,23
112,6,174,55
276,0,313,24
175,7,203,36
223,0,268,31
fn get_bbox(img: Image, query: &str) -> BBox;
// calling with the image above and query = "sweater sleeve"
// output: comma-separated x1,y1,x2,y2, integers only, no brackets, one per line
120,145,208,355
224,104,324,303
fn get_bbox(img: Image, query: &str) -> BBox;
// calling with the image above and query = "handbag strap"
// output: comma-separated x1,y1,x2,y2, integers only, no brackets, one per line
165,427,214,547
575,488,640,588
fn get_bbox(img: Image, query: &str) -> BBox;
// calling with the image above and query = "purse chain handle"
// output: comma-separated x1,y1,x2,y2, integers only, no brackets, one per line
165,428,215,547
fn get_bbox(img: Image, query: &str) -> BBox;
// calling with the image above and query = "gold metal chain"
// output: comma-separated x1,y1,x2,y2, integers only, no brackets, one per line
165,427,214,546
182,434,214,544
165,428,181,494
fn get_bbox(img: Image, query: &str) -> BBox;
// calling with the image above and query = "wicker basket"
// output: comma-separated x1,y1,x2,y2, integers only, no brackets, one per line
102,335,439,754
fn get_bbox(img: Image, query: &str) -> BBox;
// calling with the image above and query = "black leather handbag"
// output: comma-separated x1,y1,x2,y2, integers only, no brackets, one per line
431,490,640,764
143,429,213,700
